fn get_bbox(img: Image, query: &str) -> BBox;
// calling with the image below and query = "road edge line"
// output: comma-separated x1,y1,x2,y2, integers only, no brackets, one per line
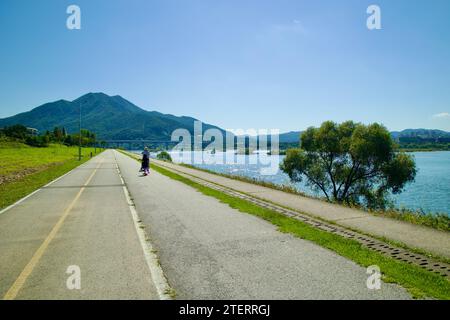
114,154,174,300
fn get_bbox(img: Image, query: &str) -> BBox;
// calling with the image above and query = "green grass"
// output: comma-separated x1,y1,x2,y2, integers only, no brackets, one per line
0,144,102,210
129,155,450,299
179,162,313,197
0,143,95,177
369,208,449,232
0,141,31,149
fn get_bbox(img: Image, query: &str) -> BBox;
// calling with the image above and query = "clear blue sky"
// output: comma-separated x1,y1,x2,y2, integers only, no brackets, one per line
1,0,449,132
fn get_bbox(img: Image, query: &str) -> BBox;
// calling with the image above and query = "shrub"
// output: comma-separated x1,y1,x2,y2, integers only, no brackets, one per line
156,151,172,162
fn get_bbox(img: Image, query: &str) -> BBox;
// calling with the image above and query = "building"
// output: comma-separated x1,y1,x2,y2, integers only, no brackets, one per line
26,127,39,136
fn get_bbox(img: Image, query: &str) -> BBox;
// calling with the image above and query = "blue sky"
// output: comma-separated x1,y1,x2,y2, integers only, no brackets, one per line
1,0,449,132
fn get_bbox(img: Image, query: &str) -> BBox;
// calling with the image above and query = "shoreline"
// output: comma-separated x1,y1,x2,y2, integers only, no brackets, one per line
129,149,450,221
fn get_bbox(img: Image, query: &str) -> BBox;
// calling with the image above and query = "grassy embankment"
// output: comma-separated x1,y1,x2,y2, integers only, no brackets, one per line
121,151,450,300
0,143,102,210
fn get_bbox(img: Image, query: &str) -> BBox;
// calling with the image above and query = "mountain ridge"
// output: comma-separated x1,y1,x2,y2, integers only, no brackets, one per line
274,128,450,144
1,93,449,143
0,93,225,141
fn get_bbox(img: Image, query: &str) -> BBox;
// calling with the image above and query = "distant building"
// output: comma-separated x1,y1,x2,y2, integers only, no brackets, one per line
27,127,39,136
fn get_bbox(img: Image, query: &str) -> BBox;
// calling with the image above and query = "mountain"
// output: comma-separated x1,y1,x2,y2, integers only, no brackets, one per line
278,131,303,143
2,96,449,144
390,129,450,140
266,129,450,146
0,93,225,141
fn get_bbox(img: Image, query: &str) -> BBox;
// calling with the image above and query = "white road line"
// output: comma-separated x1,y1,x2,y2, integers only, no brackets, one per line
0,158,95,216
113,152,173,300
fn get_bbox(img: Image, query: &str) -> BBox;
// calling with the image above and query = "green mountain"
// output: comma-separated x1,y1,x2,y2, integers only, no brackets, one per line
273,129,450,145
390,129,450,140
0,93,225,141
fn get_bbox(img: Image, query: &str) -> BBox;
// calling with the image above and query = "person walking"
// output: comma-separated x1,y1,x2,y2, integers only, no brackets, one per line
141,147,150,176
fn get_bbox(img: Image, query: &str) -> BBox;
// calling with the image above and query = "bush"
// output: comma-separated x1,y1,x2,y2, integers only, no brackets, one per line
156,151,172,162
25,136,49,147
1,124,29,140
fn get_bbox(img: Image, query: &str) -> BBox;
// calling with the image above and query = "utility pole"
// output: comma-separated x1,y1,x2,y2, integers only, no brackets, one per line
78,103,82,161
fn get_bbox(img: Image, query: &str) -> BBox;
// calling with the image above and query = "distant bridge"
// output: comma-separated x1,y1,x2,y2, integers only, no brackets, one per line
103,140,179,150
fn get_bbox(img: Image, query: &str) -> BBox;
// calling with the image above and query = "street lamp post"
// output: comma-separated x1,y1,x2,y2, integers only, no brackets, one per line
78,103,82,161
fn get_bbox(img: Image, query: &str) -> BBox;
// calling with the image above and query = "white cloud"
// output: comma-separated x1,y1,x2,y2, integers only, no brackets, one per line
269,20,307,35
432,112,450,119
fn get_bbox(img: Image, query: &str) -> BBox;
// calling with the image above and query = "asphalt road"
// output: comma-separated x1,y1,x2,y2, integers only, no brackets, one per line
115,150,411,300
0,150,411,299
0,151,159,299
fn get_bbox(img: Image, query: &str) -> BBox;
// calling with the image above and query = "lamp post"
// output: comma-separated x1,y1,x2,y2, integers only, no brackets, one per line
78,102,82,161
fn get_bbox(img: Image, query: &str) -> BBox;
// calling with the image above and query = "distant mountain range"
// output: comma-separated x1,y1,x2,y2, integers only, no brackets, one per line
1,93,449,143
272,128,450,145
0,93,225,141
390,129,450,140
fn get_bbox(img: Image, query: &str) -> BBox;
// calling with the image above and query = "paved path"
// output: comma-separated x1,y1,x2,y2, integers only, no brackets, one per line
0,151,159,299
149,158,450,258
115,151,410,299
0,150,411,299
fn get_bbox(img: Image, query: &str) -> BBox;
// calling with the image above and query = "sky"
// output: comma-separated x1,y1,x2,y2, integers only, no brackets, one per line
0,0,449,132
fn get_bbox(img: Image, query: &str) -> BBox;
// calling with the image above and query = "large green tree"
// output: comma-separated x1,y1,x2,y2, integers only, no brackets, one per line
280,121,416,209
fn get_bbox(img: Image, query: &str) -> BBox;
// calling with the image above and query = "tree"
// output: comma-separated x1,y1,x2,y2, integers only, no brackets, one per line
280,121,416,209
156,151,172,162
64,134,73,146
53,127,64,143
2,124,29,140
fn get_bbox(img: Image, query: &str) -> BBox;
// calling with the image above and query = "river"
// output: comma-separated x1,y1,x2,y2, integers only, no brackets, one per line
142,150,450,216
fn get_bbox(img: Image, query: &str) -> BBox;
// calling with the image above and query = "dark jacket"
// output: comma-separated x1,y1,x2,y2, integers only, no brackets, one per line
142,154,150,168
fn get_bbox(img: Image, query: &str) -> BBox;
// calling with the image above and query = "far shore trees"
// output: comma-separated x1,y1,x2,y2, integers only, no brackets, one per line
280,121,416,209
0,124,97,148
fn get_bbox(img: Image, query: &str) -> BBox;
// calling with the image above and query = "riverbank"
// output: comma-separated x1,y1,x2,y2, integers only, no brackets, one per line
154,149,449,221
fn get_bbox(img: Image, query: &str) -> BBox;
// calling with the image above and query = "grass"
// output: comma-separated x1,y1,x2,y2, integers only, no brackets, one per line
369,208,449,232
0,143,102,210
178,163,450,232
0,141,31,149
0,143,94,177
179,163,311,196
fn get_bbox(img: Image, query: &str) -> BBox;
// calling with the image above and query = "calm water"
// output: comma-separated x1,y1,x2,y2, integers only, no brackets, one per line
149,151,450,215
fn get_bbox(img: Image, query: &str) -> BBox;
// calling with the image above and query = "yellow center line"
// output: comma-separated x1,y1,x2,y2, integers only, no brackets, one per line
3,157,104,300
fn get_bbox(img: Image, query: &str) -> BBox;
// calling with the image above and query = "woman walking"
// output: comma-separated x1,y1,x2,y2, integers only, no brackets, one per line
141,147,150,176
